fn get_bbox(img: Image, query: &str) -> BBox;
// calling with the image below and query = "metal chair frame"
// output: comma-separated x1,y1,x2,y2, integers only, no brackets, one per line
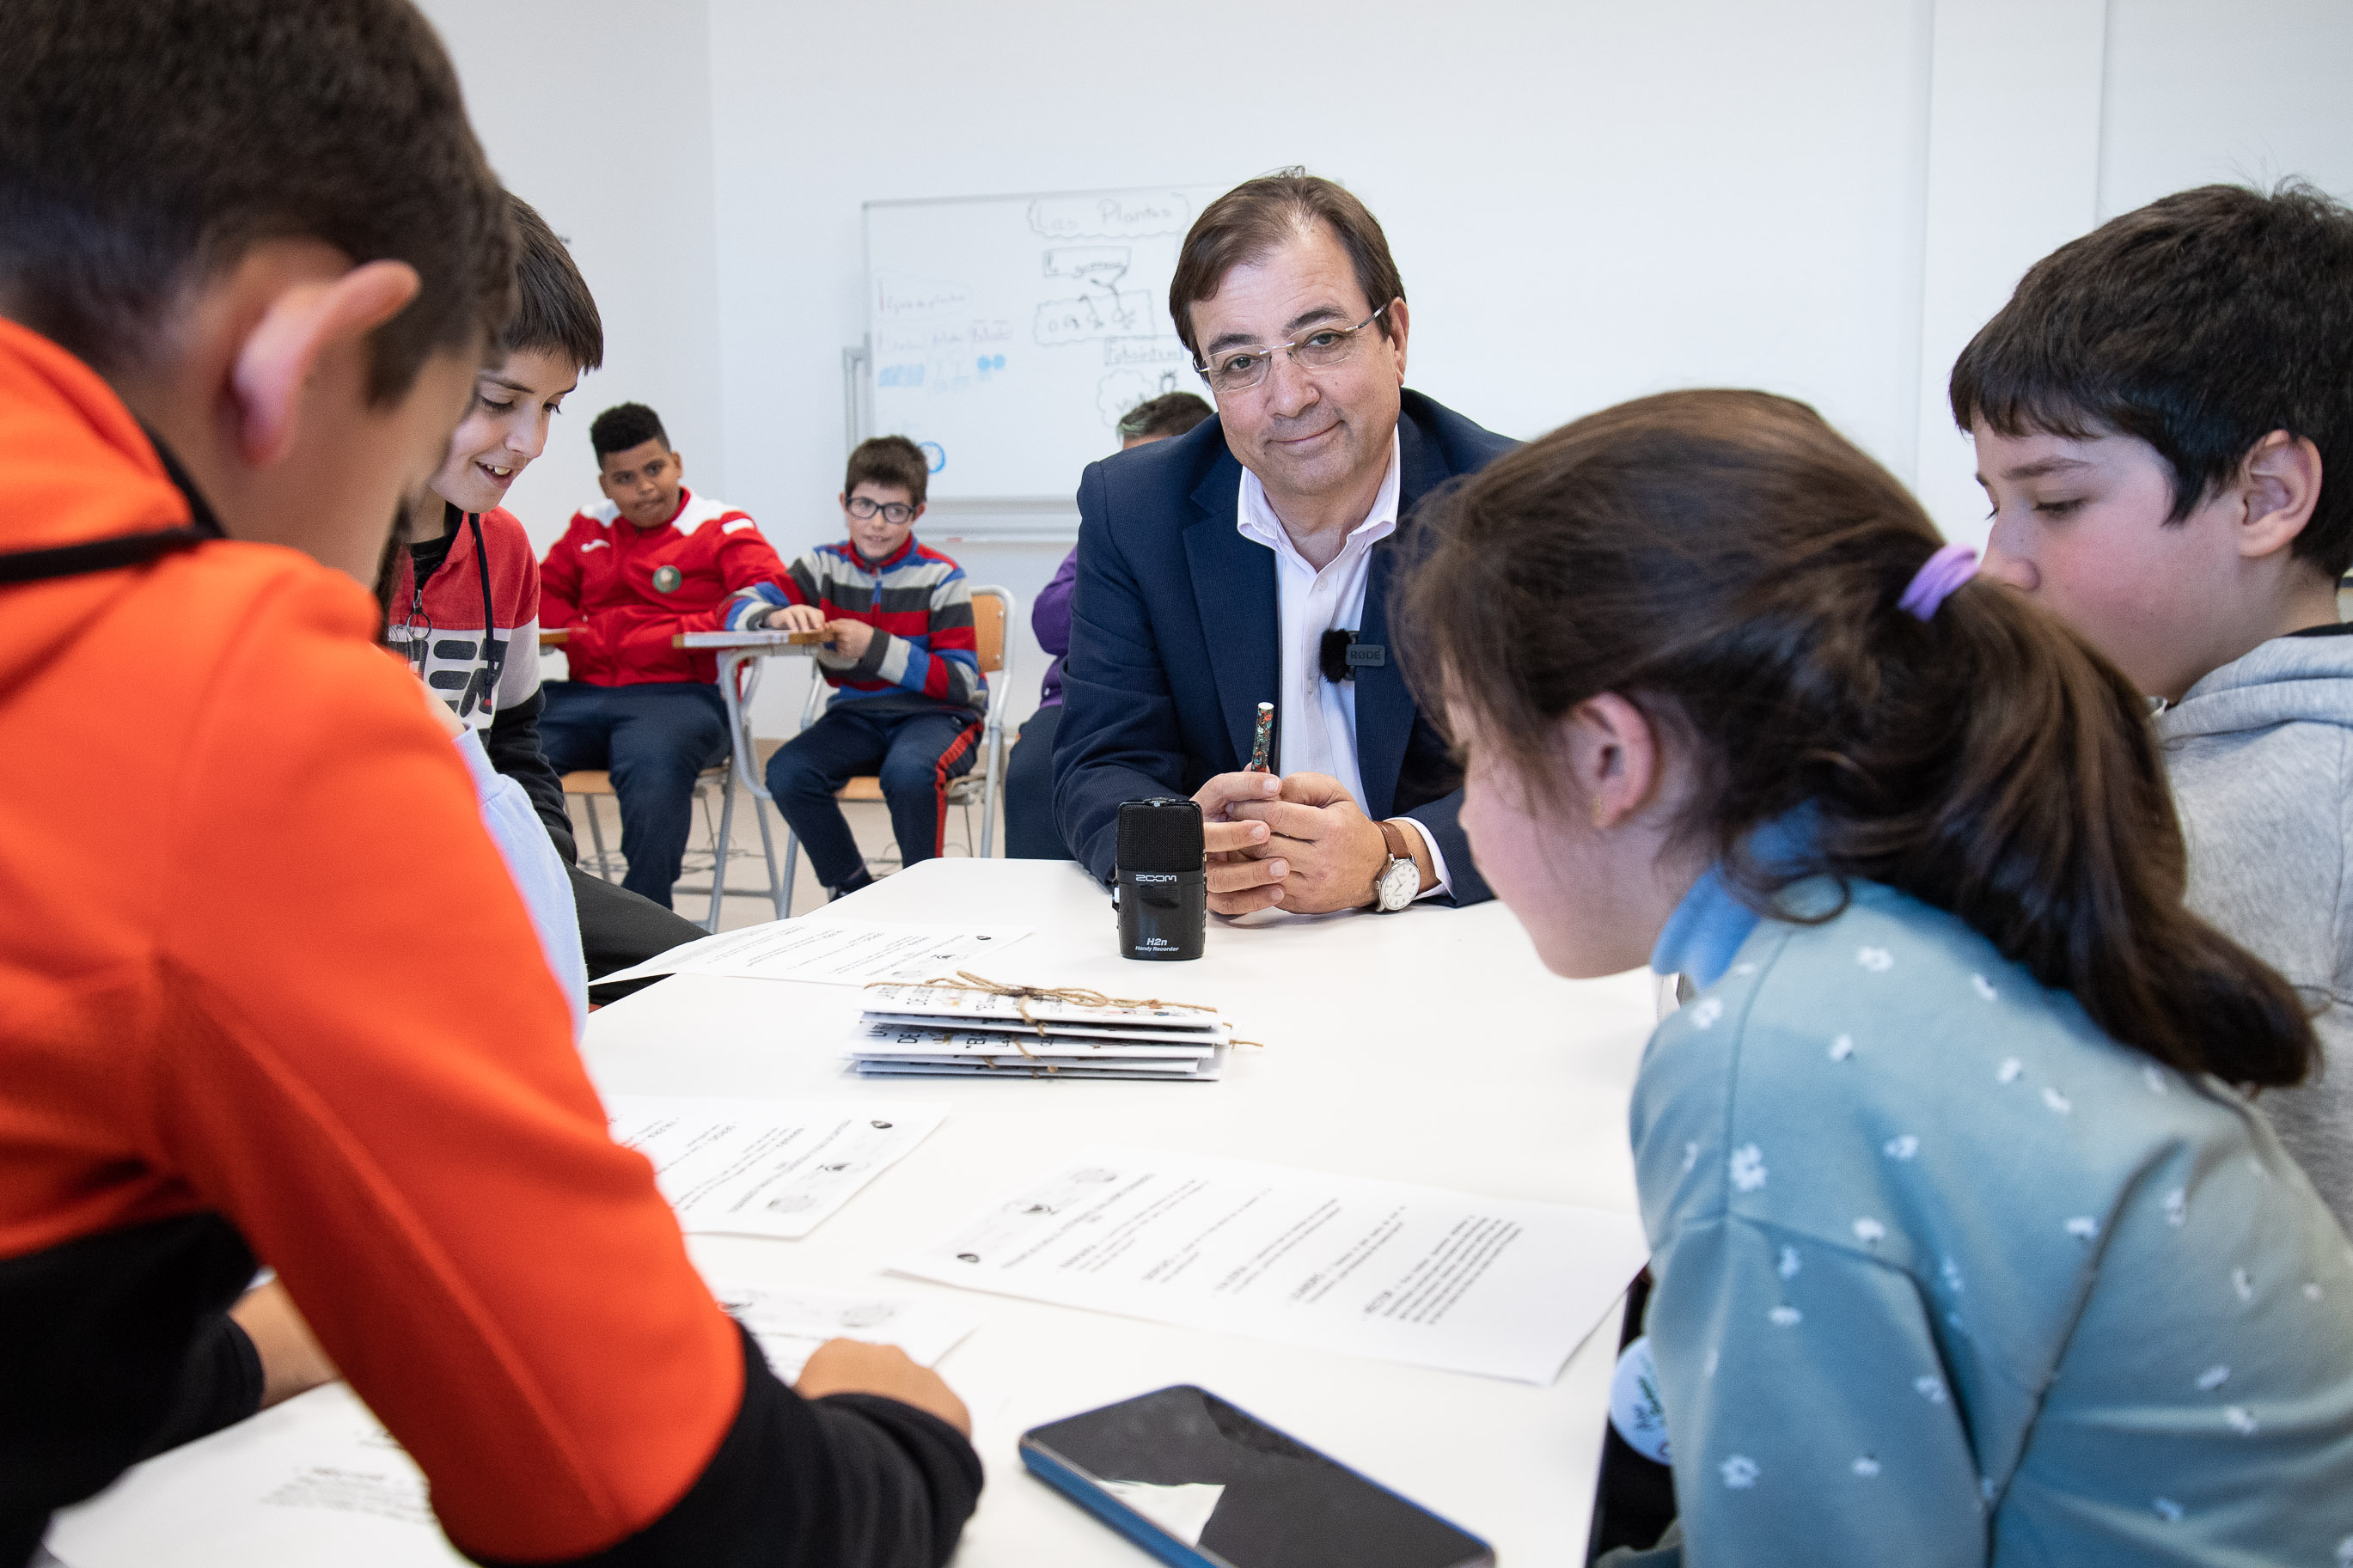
561,655,787,933
674,655,785,930
773,584,1017,918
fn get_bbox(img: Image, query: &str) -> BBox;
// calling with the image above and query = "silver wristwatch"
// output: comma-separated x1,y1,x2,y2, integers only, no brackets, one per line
1372,820,1419,912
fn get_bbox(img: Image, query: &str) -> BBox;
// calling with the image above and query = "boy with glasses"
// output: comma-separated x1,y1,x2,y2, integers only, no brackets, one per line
730,436,985,899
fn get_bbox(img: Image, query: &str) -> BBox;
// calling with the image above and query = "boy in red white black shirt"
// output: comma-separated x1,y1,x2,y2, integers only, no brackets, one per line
387,505,542,759
537,402,792,907
387,201,706,982
729,436,984,899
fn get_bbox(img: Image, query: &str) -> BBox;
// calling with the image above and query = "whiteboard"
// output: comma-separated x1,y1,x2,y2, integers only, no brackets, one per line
863,185,1227,510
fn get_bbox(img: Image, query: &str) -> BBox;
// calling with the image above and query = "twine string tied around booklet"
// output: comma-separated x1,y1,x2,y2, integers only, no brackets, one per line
867,970,1265,1064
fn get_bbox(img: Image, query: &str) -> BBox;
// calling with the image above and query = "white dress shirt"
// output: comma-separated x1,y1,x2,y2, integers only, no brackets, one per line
1234,430,1452,899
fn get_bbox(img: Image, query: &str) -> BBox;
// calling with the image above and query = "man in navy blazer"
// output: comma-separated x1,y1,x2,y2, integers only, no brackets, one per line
1054,173,1513,915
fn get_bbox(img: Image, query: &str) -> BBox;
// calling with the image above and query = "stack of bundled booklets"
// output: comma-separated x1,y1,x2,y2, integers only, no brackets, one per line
847,981,1231,1081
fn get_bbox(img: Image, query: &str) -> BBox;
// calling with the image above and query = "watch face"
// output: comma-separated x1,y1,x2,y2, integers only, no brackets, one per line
1378,857,1419,911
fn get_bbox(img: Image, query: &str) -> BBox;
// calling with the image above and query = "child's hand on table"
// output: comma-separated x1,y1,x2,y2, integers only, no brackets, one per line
231,1278,340,1408
823,619,875,660
794,1339,971,1435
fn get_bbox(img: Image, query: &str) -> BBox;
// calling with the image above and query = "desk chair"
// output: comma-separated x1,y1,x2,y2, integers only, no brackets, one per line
559,668,785,934
773,585,1016,918
560,765,741,886
561,769,626,882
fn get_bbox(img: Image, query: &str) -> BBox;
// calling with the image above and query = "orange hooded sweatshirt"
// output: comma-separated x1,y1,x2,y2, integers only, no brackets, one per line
0,319,949,1562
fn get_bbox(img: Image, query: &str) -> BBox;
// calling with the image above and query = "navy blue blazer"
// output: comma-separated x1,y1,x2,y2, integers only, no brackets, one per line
1052,389,1515,904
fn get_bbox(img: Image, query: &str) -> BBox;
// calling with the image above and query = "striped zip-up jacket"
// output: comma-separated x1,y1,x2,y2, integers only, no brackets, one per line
726,535,983,712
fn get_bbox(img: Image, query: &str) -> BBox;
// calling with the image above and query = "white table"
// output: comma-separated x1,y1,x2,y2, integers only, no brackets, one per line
586,857,1658,1564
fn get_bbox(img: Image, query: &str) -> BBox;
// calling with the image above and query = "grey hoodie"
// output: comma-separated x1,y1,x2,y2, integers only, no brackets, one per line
2160,627,2353,1235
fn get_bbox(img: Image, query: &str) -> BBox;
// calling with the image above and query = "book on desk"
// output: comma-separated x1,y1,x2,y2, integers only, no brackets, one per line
850,982,1232,1080
534,628,826,649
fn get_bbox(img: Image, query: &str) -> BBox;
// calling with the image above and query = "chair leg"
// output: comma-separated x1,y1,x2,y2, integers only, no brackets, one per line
979,722,1005,858
779,821,801,921
706,772,736,934
584,796,615,882
753,787,785,922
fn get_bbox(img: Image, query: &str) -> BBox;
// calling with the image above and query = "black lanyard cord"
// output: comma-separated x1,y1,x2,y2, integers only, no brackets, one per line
399,507,507,721
463,509,507,720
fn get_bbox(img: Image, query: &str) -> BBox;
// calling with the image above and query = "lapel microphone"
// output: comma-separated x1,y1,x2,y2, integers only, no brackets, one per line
1318,628,1387,683
1114,797,1206,961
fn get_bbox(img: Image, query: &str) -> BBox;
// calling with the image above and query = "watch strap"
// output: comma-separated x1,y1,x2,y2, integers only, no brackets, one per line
1372,820,1419,912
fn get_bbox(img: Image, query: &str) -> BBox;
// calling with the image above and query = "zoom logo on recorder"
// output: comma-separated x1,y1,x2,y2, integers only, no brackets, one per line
1113,797,1207,961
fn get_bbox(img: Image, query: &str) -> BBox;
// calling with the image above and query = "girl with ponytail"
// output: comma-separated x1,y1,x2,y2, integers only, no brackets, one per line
1400,390,2353,1565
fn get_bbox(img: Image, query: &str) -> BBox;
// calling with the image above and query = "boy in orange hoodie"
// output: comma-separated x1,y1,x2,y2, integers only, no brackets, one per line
0,4,977,1565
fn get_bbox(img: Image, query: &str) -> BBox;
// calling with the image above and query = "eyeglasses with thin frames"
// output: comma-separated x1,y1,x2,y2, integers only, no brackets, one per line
846,496,916,525
1195,306,1388,395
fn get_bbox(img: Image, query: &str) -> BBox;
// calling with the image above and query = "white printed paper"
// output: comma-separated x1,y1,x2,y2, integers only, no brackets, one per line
595,920,1030,989
46,1383,461,1568
607,1095,947,1239
893,1147,1647,1384
709,1280,981,1382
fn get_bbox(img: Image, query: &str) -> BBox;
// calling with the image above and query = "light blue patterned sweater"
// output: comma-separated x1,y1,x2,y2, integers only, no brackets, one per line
1621,868,2353,1565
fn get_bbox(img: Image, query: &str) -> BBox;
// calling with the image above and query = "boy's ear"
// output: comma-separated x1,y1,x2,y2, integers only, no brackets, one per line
910,502,925,523
231,259,422,467
2235,429,2324,560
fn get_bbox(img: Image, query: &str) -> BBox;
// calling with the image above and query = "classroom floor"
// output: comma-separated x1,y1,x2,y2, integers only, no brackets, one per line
563,736,1011,932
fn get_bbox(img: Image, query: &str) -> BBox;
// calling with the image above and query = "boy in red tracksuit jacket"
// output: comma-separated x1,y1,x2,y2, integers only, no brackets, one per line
538,401,791,907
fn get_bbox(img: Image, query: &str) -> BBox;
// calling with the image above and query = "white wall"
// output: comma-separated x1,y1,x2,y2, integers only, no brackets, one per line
706,0,1938,733
416,0,2353,735
413,0,727,558
2102,0,2353,217
1908,0,2353,546
1907,0,2107,547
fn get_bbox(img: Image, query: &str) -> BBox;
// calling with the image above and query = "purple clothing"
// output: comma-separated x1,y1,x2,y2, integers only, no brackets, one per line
1034,547,1077,707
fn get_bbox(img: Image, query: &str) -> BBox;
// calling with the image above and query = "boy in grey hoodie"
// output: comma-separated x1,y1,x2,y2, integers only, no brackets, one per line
1949,181,2353,1233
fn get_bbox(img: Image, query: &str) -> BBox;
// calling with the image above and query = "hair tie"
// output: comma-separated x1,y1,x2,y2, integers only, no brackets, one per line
1898,543,1979,620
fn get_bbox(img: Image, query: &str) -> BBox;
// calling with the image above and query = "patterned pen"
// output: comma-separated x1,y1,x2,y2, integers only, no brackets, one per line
1245,701,1274,773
